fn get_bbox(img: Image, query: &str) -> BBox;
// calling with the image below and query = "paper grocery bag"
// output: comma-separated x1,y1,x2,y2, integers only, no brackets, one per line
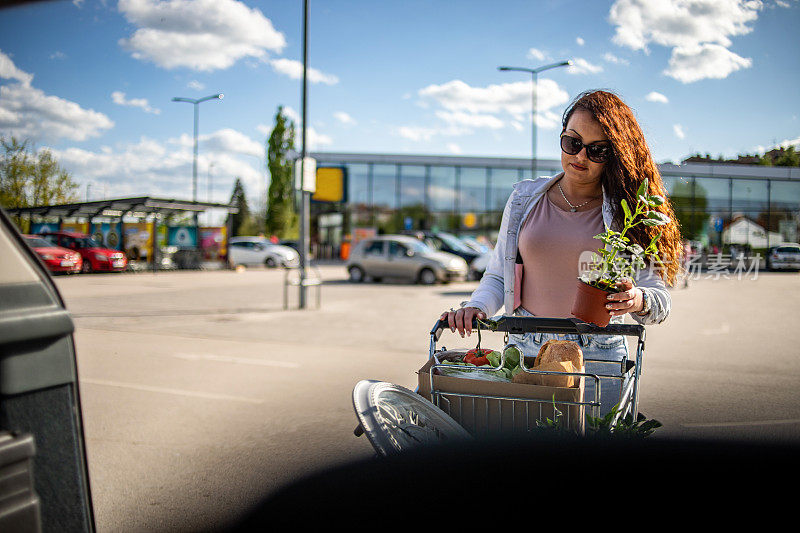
417,359,585,436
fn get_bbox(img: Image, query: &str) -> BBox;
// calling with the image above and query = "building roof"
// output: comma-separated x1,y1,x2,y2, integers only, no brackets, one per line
311,152,800,181
4,196,238,219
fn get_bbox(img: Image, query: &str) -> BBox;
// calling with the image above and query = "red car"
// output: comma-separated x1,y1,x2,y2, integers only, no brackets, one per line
23,234,83,274
38,231,127,273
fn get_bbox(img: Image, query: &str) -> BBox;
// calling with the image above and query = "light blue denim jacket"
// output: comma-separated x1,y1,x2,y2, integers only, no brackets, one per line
464,174,671,325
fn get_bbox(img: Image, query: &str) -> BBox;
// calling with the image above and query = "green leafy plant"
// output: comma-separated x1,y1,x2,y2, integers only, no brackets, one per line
534,396,662,439
579,177,671,291
584,404,662,439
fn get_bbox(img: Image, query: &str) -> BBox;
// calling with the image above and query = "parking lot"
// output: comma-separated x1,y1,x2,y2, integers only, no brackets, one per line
55,265,800,531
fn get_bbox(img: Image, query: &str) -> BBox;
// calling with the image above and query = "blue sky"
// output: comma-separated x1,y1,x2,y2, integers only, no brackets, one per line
1,0,798,204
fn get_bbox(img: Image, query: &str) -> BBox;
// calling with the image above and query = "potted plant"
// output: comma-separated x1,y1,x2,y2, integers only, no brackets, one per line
572,178,671,326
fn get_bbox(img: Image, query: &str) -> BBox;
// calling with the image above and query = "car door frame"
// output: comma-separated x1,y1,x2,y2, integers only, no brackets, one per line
0,207,96,532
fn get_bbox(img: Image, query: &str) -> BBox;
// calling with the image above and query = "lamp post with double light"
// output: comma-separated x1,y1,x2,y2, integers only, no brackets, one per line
172,93,223,226
498,61,570,179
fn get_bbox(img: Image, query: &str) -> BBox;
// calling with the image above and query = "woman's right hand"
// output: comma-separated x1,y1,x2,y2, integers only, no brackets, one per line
440,307,486,337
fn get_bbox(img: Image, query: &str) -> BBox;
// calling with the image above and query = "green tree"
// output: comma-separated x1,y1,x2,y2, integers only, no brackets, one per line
265,106,298,239
774,146,799,167
228,177,257,236
0,136,78,209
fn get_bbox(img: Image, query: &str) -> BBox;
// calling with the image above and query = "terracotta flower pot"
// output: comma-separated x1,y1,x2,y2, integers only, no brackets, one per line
571,279,613,327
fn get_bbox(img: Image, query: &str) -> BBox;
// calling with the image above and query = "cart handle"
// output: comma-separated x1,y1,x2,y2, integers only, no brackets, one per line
430,316,644,342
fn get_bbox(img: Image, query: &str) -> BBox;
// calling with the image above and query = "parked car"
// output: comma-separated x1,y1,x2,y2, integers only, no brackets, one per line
346,235,467,284
402,230,483,279
22,234,83,274
228,236,300,268
766,243,800,271
38,230,127,273
459,236,493,255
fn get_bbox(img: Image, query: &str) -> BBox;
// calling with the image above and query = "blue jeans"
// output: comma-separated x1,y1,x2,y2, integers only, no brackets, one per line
509,307,633,418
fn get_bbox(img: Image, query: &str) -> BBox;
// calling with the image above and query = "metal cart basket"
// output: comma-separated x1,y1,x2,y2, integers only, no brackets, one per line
352,315,646,456
423,315,646,435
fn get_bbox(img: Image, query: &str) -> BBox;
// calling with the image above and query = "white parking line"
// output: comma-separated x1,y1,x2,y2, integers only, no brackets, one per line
682,418,800,428
701,323,730,335
170,352,300,368
80,378,265,404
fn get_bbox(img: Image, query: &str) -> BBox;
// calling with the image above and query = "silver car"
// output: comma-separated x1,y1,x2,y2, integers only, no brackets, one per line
346,235,468,284
228,236,300,268
767,243,800,271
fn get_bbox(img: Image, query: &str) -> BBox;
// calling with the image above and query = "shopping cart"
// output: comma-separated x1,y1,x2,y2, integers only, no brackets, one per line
353,315,646,456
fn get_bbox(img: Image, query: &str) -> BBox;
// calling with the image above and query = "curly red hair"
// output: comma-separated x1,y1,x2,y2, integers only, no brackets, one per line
562,90,683,286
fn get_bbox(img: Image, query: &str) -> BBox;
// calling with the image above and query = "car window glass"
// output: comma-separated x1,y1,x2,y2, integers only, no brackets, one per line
388,241,407,257
364,241,384,255
0,221,40,284
438,232,471,252
424,238,440,250
25,237,55,248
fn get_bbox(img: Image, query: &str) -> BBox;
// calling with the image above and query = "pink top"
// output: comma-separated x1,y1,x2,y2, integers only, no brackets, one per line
518,192,604,318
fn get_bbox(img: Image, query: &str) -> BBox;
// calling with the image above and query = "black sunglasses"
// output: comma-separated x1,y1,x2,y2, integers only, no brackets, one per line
560,133,613,163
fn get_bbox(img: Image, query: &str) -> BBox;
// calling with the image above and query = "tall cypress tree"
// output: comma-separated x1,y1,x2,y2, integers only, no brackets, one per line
228,177,251,236
265,106,297,239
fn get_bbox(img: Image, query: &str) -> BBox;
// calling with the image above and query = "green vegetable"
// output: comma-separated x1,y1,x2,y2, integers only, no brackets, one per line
486,350,502,368
503,345,521,368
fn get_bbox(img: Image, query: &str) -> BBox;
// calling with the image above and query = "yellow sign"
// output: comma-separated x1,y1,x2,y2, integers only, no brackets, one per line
463,212,477,228
312,167,345,203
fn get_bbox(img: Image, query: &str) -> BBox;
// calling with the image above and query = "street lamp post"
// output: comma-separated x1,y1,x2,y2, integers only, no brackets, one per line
172,93,223,226
498,61,570,179
299,0,310,309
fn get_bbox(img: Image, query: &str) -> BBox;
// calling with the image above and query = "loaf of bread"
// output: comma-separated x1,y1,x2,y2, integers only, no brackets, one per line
534,340,584,371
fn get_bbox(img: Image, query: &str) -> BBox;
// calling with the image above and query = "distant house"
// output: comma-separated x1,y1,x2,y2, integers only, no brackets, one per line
722,216,782,248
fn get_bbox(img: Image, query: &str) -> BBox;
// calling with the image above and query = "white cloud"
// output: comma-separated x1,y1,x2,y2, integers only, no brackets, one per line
609,0,760,83
527,48,548,61
0,50,34,84
566,57,604,75
49,51,67,61
576,37,585,46
603,52,630,65
673,124,686,139
0,50,113,142
118,0,286,72
111,91,161,114
418,78,569,123
774,136,800,149
187,80,205,91
435,110,505,130
333,111,356,125
645,91,669,103
268,58,339,85
663,43,752,83
50,130,266,201
396,126,438,142
446,143,463,155
199,128,262,157
400,77,570,144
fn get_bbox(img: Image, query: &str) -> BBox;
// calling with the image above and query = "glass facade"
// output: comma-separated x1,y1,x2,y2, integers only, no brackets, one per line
314,154,800,255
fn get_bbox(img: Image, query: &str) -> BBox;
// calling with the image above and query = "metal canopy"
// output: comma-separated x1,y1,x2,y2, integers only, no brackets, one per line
5,196,238,219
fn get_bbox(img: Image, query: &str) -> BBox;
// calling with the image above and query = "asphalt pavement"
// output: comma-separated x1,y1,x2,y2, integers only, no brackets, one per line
54,264,800,531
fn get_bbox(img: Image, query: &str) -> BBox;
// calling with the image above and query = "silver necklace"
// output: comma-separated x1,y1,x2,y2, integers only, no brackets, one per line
558,182,598,212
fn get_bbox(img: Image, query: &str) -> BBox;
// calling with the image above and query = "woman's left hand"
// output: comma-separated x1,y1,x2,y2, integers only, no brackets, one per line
605,278,643,316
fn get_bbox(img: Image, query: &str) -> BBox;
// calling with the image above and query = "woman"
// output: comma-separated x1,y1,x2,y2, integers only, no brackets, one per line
441,90,682,412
